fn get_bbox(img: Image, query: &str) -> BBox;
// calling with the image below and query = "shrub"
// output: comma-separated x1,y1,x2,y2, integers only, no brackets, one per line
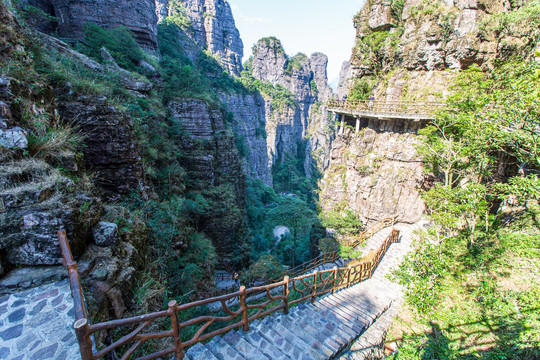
82,24,145,71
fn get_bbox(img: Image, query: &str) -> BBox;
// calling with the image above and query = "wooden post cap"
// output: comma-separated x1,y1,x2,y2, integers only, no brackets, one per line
74,318,88,329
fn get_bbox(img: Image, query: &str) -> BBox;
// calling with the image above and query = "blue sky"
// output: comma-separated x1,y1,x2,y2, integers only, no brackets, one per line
228,0,367,85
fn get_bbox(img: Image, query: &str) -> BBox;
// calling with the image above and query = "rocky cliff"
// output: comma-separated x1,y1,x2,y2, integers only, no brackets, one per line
325,0,532,224
250,38,334,175
168,99,250,259
21,0,159,49
174,0,244,75
0,4,146,321
319,119,430,224
340,0,529,100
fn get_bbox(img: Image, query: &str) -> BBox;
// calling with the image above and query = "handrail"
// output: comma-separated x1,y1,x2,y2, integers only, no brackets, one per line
57,230,93,359
60,227,401,360
262,216,396,286
327,98,446,116
345,216,397,250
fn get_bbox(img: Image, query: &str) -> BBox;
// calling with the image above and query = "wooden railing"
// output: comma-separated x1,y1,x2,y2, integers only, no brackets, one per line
60,228,400,360
346,216,397,250
327,99,445,117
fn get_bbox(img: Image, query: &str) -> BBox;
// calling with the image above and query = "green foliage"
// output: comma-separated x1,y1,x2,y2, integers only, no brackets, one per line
82,24,145,71
394,19,540,356
480,1,540,50
241,254,286,284
390,0,405,21
240,70,297,112
348,78,373,100
284,53,307,76
320,204,363,237
164,0,192,29
245,178,322,268
309,80,318,99
254,37,286,57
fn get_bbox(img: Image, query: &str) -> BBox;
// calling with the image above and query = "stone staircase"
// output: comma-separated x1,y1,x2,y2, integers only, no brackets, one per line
185,221,428,360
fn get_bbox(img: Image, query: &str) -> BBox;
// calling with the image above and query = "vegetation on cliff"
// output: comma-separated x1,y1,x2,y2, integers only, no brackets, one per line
388,5,540,356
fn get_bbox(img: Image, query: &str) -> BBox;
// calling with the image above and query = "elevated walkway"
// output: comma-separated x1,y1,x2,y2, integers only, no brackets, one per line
327,99,445,121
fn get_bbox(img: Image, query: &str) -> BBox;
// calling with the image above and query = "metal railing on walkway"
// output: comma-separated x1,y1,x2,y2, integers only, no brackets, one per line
59,226,400,360
327,98,445,119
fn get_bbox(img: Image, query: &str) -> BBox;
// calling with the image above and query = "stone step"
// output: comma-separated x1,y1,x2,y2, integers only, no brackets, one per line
240,327,290,360
222,330,270,360
260,316,328,360
205,336,245,360
180,221,427,360
275,315,336,359
185,342,220,360
253,321,306,359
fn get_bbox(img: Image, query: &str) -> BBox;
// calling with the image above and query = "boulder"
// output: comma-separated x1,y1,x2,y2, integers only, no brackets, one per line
0,127,27,149
92,221,119,247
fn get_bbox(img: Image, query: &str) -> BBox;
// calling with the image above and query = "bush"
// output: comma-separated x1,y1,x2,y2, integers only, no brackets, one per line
82,24,145,71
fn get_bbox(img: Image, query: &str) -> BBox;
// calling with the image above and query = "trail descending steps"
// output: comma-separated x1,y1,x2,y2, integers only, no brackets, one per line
185,221,428,360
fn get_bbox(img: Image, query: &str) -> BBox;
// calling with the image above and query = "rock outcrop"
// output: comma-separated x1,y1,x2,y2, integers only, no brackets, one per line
168,99,250,261
181,0,244,75
338,0,533,102
22,0,159,49
320,120,429,224
58,96,146,197
250,38,334,174
221,93,272,187
327,0,532,224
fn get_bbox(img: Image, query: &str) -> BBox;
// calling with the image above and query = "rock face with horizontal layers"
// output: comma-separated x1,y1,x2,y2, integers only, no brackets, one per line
221,92,272,187
319,120,428,224
21,0,158,49
251,38,335,174
0,159,102,268
168,99,250,262
181,0,244,75
339,0,526,102
58,96,146,198
329,0,531,224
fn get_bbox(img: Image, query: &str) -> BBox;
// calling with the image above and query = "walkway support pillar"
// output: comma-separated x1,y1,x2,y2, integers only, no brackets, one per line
339,115,345,135
355,118,360,133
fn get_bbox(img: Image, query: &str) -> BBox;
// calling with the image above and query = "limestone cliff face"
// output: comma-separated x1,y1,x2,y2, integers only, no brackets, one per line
319,120,429,224
340,0,526,100
221,93,272,186
22,0,158,49
168,99,249,259
179,0,244,75
251,38,334,174
327,0,529,224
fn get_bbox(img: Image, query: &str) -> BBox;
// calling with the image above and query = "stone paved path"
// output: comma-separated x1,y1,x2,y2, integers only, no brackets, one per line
0,279,81,360
336,220,428,360
184,221,428,360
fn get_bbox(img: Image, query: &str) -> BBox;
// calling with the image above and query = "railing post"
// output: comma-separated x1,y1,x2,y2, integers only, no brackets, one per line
347,265,352,288
311,271,318,303
240,286,249,332
73,319,94,360
283,276,290,315
169,300,184,360
332,266,338,294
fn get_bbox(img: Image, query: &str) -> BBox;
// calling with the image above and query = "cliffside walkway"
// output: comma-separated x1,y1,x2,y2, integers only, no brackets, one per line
184,221,427,360
1,219,425,360
327,99,445,133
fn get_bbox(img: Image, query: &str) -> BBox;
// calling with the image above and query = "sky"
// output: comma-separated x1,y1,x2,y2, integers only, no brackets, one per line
227,0,367,86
